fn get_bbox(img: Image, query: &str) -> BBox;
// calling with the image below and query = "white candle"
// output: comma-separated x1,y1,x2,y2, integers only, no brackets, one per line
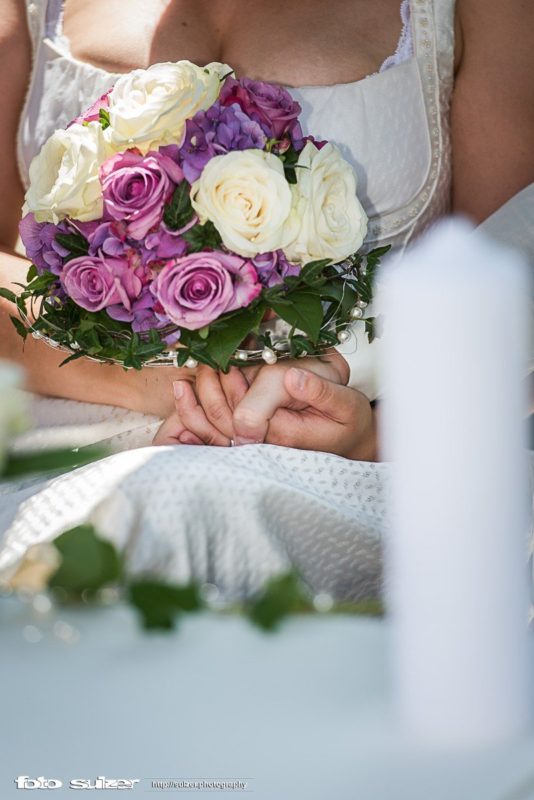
379,219,533,746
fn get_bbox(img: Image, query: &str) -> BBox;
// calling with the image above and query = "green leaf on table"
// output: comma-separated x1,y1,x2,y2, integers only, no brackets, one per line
336,598,385,617
270,291,323,342
247,572,313,632
206,303,266,370
163,181,195,231
49,525,122,598
2,444,107,479
129,580,203,630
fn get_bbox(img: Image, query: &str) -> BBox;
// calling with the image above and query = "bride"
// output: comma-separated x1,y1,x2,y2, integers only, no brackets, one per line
0,0,533,600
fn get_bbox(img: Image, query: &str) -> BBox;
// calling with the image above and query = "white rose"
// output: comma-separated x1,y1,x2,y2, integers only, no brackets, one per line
23,122,111,223
190,149,297,258
285,141,368,264
107,61,230,151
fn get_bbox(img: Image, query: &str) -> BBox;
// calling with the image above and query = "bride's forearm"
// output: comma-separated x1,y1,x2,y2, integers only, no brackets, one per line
0,249,192,417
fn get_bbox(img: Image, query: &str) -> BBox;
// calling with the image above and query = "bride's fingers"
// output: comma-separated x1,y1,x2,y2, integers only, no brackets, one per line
219,367,250,411
152,411,188,446
284,368,359,423
194,366,235,438
264,407,334,451
232,366,293,445
173,380,231,447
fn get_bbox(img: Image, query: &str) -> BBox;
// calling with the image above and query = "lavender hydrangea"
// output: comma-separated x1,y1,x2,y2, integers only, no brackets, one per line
251,250,300,288
179,102,267,183
88,221,129,259
18,214,72,275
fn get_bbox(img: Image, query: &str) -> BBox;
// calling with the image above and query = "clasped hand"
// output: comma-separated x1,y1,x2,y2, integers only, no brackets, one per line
153,352,378,461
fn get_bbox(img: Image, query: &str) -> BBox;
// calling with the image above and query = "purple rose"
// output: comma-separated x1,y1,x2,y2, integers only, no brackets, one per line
69,89,112,127
251,250,301,288
219,77,303,148
61,254,143,313
100,149,184,240
19,213,72,275
152,251,262,330
179,102,266,183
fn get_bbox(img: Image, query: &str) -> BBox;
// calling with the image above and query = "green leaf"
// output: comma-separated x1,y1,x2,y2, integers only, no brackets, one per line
55,232,89,259
299,259,330,284
25,272,58,294
9,316,28,340
129,580,203,630
206,304,266,370
182,220,222,252
163,181,195,231
366,245,391,261
270,291,323,343
247,572,313,632
59,351,87,367
2,444,107,479
0,287,18,304
26,264,38,282
49,525,121,597
280,144,301,184
99,107,111,130
335,598,385,617
365,316,380,344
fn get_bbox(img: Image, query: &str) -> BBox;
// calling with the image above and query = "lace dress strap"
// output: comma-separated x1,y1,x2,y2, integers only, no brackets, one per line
23,0,64,51
432,0,457,96
380,0,414,72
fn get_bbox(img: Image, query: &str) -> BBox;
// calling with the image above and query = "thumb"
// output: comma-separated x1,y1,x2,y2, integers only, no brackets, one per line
284,367,350,423
232,368,290,444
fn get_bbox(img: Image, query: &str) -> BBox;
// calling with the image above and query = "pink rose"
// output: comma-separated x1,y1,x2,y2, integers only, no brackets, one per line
61,254,143,313
70,90,112,127
100,149,184,240
152,251,262,330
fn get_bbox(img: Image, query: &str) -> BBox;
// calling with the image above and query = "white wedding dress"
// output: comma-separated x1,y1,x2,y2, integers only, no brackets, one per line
3,0,520,601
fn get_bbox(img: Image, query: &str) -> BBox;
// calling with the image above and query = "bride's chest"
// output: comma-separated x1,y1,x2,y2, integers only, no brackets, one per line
21,0,451,247
62,0,404,87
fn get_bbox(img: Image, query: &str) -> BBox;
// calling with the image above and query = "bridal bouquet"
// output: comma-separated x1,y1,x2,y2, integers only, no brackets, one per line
11,61,386,370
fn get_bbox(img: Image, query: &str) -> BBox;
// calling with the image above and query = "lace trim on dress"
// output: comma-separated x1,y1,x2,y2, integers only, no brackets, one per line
380,0,413,72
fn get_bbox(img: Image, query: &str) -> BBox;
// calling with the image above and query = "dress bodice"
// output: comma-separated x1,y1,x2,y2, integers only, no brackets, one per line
18,0,456,255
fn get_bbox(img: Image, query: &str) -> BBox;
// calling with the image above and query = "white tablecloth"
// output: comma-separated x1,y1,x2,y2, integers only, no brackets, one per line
2,601,534,799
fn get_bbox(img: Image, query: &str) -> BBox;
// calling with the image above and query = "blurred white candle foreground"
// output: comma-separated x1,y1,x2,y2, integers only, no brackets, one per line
380,220,533,747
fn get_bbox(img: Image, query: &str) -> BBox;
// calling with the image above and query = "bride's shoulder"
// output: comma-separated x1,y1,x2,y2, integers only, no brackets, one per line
455,0,534,68
451,0,534,222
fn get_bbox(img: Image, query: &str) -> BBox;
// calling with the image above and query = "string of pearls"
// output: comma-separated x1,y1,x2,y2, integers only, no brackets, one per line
23,266,372,369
